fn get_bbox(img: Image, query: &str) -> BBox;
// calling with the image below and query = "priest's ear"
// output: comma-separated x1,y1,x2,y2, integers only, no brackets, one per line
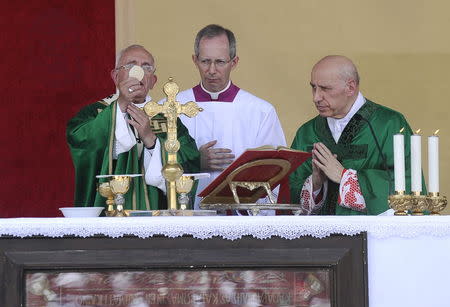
148,74,157,90
230,56,239,70
345,78,357,97
111,68,119,87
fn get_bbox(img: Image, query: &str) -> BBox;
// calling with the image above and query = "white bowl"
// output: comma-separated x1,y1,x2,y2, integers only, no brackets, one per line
59,207,103,218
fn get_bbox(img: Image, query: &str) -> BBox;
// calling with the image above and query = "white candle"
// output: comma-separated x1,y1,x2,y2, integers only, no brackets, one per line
410,133,422,192
393,133,405,192
428,134,439,193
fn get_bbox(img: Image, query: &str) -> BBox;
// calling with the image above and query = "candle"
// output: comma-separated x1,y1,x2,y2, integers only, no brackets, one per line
393,132,405,192
428,131,439,193
410,130,422,192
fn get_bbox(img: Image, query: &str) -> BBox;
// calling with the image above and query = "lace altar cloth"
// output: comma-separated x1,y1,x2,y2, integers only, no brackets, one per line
1,215,450,240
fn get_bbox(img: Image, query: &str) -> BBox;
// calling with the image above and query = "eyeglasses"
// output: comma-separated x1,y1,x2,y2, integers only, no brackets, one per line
116,63,155,73
197,57,233,68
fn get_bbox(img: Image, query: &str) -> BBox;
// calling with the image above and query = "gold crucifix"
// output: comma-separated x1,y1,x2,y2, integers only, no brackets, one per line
144,77,202,210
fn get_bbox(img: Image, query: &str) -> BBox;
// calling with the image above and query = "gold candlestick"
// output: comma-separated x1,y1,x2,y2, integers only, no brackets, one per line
426,192,448,215
410,191,427,215
388,191,412,216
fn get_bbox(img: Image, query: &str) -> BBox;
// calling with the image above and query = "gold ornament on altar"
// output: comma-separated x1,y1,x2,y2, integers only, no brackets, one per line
144,77,203,211
388,191,412,216
97,182,115,216
96,174,139,217
427,192,448,215
389,128,447,215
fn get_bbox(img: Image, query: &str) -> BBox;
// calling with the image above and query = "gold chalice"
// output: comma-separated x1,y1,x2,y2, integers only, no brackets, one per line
96,174,142,217
97,182,115,216
176,175,195,210
109,175,131,217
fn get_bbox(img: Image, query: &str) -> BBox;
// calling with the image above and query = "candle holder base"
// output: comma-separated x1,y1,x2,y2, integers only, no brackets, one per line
388,192,412,216
411,193,427,215
426,193,447,215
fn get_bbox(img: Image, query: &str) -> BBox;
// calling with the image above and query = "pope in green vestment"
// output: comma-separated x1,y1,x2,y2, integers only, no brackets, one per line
67,96,200,210
66,45,200,211
289,55,422,215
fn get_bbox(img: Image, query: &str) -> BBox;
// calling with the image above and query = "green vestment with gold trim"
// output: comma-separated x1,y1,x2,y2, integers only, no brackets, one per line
66,99,200,210
289,100,422,215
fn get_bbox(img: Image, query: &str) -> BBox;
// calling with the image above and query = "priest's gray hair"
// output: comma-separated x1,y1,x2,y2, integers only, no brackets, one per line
115,44,153,68
194,24,237,59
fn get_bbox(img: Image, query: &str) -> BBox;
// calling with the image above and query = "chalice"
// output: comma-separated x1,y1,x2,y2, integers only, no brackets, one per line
109,175,131,217
176,175,194,210
97,182,115,216
175,173,210,210
96,174,142,217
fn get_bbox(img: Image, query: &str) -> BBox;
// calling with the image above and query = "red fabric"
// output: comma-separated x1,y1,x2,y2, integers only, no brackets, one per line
0,1,115,217
338,169,366,211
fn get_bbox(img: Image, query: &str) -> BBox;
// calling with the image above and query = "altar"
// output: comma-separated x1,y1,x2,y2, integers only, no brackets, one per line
1,215,450,307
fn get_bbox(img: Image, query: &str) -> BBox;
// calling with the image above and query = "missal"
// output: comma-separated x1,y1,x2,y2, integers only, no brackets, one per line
199,146,311,204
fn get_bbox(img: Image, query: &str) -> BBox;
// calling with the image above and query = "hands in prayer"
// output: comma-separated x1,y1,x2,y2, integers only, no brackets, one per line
312,142,344,187
199,140,235,171
126,103,156,149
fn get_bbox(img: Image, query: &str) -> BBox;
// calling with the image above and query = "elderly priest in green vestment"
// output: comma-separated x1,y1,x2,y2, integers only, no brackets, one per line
67,45,200,210
290,55,415,215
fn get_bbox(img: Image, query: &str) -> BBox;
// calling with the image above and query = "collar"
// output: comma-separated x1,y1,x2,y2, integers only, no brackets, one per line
133,95,152,108
327,92,365,142
193,81,240,102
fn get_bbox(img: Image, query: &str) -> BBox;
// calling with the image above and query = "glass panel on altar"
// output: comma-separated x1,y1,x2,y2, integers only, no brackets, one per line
25,269,331,306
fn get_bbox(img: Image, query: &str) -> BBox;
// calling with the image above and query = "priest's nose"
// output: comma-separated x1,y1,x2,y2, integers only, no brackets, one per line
313,88,323,103
207,63,217,74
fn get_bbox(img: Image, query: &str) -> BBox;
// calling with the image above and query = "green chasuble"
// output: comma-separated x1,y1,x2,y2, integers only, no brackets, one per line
290,99,421,215
66,99,200,210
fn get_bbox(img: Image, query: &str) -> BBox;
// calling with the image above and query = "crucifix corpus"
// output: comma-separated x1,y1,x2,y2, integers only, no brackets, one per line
144,77,203,210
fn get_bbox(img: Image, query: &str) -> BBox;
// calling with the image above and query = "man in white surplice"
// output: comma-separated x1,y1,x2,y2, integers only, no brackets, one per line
168,24,286,208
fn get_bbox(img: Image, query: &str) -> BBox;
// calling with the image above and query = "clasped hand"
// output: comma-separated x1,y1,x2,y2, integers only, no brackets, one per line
311,142,344,190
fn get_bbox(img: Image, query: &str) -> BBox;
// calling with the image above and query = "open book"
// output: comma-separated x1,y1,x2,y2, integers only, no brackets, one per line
199,146,311,204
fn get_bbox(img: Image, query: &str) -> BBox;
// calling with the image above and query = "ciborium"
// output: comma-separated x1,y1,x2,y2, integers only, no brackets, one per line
388,191,412,216
426,192,448,215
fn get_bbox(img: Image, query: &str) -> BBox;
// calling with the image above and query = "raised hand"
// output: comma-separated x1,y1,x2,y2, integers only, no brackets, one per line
126,103,156,149
199,140,235,171
117,77,146,111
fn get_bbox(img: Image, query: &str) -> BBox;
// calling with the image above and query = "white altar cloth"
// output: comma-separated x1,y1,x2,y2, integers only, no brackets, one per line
1,215,450,307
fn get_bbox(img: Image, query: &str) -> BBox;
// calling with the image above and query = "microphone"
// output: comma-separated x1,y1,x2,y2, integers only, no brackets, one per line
353,113,393,193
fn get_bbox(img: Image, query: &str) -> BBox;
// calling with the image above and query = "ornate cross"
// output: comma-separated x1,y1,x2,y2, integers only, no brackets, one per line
144,77,202,210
